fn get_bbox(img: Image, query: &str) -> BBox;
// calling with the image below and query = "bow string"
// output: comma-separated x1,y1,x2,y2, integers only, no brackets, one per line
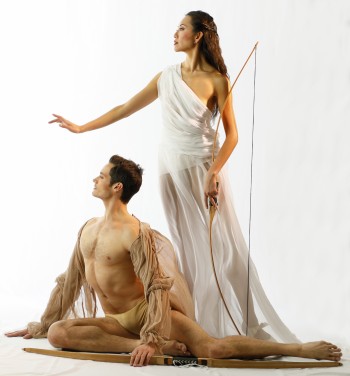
209,42,258,336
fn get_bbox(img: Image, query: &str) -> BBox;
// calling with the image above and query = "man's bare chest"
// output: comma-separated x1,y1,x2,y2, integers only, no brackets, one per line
80,228,129,265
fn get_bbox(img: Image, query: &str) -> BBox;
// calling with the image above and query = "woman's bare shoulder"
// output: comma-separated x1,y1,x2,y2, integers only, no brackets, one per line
212,72,230,95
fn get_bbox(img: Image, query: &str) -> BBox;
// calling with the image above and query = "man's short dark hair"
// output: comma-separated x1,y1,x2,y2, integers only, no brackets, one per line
109,155,143,203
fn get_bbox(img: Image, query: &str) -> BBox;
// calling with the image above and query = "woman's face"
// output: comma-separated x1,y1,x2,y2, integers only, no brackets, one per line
173,16,197,52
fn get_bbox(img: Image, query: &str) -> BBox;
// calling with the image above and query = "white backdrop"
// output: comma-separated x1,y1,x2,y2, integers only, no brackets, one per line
0,0,349,349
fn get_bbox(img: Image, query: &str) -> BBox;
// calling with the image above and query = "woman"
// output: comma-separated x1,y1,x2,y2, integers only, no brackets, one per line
50,11,297,342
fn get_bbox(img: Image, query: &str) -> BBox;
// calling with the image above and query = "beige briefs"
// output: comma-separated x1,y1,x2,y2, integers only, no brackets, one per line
106,299,148,335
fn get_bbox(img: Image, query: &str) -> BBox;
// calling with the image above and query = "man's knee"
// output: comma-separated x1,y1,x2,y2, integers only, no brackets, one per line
47,320,70,348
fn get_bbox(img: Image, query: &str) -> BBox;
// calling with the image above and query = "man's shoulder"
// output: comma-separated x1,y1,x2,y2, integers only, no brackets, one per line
138,222,173,249
77,217,100,236
86,217,100,225
82,217,100,229
121,217,141,250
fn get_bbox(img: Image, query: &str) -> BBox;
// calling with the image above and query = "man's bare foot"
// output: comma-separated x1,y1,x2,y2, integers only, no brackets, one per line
299,341,342,361
163,340,191,357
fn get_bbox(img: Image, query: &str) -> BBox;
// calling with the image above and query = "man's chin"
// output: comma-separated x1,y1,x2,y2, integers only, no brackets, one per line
92,190,105,199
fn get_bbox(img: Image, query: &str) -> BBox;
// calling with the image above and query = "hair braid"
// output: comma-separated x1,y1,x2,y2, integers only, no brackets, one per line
186,10,228,78
186,11,228,115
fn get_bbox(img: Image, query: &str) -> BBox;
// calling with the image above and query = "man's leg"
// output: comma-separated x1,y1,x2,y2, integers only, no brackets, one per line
170,311,342,361
48,316,189,356
48,317,140,353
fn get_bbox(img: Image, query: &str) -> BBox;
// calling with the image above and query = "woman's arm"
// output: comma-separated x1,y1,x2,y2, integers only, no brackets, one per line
204,76,238,206
49,72,162,133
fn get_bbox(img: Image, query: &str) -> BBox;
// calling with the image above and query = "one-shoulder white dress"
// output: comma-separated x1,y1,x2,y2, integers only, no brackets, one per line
157,64,298,342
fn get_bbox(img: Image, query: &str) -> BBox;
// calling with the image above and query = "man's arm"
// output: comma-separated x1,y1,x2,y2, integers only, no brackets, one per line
129,223,174,361
29,221,96,338
6,222,96,339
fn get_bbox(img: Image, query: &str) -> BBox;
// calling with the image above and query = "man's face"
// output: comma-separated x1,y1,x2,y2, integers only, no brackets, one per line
92,163,115,199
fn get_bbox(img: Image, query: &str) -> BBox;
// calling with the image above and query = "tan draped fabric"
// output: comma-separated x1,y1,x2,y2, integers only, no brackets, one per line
130,222,194,347
27,222,97,338
27,220,195,347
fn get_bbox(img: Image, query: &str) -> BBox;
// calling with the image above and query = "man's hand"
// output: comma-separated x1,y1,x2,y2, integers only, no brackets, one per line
130,343,157,367
49,114,82,133
5,328,32,339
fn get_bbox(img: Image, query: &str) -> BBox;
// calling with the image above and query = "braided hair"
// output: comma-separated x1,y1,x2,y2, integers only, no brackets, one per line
186,11,228,116
186,10,228,78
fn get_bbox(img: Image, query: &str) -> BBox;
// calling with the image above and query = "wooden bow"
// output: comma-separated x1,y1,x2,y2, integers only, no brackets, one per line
23,348,342,368
209,42,259,336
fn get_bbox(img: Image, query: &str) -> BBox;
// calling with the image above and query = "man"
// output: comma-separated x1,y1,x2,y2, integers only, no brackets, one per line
6,155,342,367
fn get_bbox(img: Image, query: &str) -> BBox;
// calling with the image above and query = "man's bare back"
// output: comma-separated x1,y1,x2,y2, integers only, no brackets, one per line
81,215,143,314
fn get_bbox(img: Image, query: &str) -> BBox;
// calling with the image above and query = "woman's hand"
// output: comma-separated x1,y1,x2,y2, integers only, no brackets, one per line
49,114,82,134
204,172,219,209
130,343,156,367
5,328,32,339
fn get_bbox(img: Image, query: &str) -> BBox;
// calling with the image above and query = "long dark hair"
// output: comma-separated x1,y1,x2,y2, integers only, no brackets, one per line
186,10,228,78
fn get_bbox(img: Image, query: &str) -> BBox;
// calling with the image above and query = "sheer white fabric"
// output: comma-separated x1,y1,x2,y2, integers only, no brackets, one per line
157,64,298,342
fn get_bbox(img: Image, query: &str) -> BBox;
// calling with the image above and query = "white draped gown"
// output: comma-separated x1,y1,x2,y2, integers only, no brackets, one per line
157,64,298,342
